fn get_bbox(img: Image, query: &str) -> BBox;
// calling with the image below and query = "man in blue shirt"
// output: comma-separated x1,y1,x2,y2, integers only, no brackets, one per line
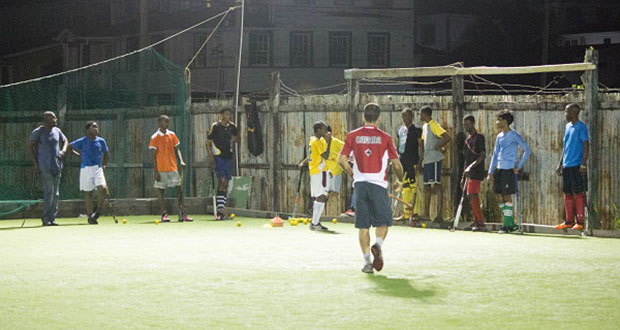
29,111,68,226
554,104,589,231
487,110,531,233
67,121,109,225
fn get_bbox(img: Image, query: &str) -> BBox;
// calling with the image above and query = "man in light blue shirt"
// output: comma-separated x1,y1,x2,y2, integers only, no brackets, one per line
554,104,589,231
487,110,531,233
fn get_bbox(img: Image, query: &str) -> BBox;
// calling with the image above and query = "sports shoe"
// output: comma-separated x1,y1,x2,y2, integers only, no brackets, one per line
572,223,584,231
498,226,508,234
161,213,171,223
472,225,489,232
507,225,520,233
310,223,328,231
554,222,574,230
341,209,355,217
88,210,99,225
49,220,58,226
361,263,374,274
215,212,224,221
371,243,383,271
178,214,194,222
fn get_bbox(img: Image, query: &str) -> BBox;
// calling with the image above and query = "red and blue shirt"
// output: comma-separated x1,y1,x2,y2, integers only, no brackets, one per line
340,126,398,189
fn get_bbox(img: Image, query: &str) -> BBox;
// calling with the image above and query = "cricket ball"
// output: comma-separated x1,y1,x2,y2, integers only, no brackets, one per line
332,218,337,224
154,220,160,225
122,219,127,224
236,221,241,227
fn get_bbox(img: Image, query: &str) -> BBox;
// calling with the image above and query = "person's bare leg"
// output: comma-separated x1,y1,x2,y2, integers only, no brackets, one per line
423,185,432,218
177,186,184,214
359,228,371,255
85,191,93,215
375,226,388,241
96,186,106,213
435,184,443,220
158,189,166,214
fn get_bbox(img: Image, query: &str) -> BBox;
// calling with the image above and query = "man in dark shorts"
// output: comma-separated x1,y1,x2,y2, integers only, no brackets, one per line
206,107,239,220
394,108,422,222
419,106,451,224
554,104,589,231
487,110,530,234
338,103,403,274
461,115,487,231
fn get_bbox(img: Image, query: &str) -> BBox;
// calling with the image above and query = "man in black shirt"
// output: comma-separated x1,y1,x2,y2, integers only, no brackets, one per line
462,114,487,231
394,108,422,221
206,108,239,220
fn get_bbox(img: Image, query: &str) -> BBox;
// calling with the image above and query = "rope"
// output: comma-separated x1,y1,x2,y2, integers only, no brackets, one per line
184,8,232,84
0,7,239,89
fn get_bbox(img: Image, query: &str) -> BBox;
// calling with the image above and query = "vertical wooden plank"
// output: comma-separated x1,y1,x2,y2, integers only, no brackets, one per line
270,72,281,212
116,110,127,197
451,76,465,214
347,79,359,131
584,49,600,229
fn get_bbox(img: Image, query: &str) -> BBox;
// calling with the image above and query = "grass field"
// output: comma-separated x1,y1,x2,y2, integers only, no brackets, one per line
1,215,620,329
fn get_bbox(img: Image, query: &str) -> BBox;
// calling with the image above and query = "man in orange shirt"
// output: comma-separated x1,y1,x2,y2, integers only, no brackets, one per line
149,115,193,222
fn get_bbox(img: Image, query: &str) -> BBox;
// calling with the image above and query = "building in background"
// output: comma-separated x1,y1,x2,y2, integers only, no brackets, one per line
1,0,415,99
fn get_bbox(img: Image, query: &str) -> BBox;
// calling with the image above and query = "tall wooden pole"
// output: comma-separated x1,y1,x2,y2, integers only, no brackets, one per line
584,48,600,229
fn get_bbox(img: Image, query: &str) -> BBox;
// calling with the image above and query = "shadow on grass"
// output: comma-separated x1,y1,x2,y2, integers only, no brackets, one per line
314,229,341,235
367,275,438,301
0,223,89,231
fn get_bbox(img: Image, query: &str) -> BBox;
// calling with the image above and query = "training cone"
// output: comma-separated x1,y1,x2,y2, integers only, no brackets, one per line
270,215,284,227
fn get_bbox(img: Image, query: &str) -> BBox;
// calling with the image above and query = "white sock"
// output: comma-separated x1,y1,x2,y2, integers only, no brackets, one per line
312,201,325,225
364,253,371,264
376,237,384,247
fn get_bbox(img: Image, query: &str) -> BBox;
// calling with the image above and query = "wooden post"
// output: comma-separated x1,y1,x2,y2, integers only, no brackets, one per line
184,83,192,197
347,78,359,131
116,110,127,197
584,49,600,229
270,72,281,212
451,75,465,215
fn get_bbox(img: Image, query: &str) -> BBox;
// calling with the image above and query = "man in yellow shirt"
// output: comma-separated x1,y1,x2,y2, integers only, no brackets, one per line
325,126,345,198
307,121,331,231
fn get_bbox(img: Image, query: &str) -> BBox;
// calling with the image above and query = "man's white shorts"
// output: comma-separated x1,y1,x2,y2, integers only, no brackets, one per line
80,165,107,192
327,172,342,193
310,172,329,198
154,171,181,189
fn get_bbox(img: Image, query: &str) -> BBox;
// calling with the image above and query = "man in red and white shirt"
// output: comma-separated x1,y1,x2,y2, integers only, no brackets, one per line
339,103,404,274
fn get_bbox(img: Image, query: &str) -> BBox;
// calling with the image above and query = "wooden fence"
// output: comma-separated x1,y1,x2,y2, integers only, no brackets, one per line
2,61,619,229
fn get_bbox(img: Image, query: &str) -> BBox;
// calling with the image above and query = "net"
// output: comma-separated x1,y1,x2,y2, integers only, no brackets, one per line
0,48,188,203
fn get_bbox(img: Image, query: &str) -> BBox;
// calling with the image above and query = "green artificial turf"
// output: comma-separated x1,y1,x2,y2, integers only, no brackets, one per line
1,216,619,329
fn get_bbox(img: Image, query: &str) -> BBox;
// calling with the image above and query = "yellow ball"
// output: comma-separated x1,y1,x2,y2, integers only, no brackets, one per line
332,218,337,224
122,219,127,224
236,221,241,227
422,222,426,228
231,213,236,218
154,220,160,225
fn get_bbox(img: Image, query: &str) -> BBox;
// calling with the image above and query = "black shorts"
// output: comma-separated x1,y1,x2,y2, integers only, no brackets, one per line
493,169,516,195
353,182,392,229
423,160,442,185
562,166,587,194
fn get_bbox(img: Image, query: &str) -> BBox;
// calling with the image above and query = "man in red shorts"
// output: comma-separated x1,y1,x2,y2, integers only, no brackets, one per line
461,114,487,231
338,103,403,274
